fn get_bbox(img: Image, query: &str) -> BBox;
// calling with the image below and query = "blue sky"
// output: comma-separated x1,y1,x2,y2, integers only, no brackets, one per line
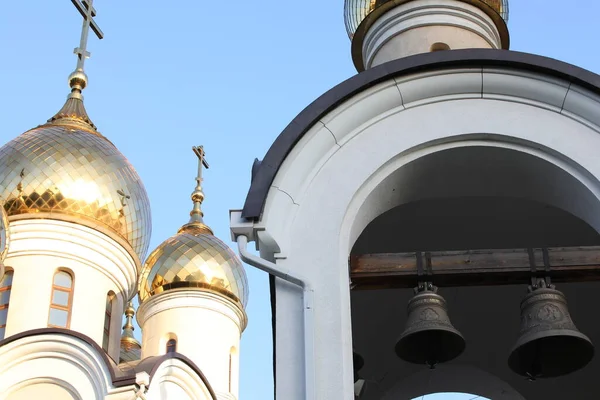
1,1,600,399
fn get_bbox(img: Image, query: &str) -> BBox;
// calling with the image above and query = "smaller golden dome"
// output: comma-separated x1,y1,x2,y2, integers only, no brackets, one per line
138,224,248,307
138,146,248,308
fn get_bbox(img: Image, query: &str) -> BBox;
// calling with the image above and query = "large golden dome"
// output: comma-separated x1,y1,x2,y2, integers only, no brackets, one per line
138,147,248,308
0,80,152,260
344,0,509,39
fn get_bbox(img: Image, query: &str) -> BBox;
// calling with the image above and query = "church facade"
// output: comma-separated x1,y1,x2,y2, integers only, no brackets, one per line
0,1,247,399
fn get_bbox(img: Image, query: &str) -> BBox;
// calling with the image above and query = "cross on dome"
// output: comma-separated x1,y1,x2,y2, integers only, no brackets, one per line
193,145,210,186
71,0,103,73
184,146,212,231
46,0,105,130
67,0,104,93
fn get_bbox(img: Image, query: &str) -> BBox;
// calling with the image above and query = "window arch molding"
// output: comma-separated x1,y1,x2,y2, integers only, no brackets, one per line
48,269,74,328
102,291,116,352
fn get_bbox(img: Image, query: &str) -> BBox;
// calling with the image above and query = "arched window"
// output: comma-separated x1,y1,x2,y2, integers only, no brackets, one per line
229,346,239,394
0,269,14,340
102,292,115,351
166,338,177,353
48,270,73,328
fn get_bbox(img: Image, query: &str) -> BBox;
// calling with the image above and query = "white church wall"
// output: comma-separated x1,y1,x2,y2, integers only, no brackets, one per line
362,0,502,69
250,68,600,398
3,218,136,361
0,333,112,400
137,289,246,400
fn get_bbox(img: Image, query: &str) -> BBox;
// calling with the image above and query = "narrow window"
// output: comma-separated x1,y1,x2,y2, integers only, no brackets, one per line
48,270,73,328
102,292,115,351
229,346,238,394
229,352,233,392
0,269,14,340
166,338,177,353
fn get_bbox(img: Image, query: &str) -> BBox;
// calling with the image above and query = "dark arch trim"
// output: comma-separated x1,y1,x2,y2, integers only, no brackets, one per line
242,49,600,219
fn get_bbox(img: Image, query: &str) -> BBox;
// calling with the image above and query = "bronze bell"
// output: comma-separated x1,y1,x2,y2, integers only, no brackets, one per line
395,287,465,367
353,349,364,383
508,286,594,379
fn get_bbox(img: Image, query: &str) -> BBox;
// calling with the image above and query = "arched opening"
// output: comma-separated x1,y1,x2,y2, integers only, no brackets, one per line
48,269,74,328
349,145,600,399
0,268,13,339
166,338,177,354
102,292,115,352
430,42,451,52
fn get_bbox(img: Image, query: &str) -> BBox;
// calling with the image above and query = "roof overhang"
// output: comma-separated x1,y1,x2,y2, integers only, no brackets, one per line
241,49,600,220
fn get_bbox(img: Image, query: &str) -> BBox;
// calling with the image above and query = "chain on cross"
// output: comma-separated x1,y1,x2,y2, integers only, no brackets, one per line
71,0,104,72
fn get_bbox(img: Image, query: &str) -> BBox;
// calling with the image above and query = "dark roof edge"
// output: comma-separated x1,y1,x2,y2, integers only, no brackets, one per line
0,328,217,398
241,49,600,219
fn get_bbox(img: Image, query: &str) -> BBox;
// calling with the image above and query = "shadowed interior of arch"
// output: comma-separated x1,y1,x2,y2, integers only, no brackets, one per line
349,145,600,399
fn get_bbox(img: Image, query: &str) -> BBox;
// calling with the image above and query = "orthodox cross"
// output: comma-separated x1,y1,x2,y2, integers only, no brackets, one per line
71,0,104,71
192,146,210,185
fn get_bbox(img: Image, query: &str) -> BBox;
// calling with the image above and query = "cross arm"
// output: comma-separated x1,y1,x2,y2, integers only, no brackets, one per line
71,0,104,39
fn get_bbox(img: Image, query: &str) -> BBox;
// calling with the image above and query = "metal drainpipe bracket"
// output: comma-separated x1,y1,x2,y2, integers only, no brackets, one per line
229,209,258,242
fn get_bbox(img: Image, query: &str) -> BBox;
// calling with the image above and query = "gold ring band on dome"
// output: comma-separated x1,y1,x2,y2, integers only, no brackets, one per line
350,0,510,71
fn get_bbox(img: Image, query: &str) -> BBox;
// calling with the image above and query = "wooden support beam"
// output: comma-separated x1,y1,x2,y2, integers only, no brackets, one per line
350,246,600,290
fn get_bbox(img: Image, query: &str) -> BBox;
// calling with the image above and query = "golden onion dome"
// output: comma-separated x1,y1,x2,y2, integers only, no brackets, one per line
344,0,509,39
0,72,152,260
138,147,248,308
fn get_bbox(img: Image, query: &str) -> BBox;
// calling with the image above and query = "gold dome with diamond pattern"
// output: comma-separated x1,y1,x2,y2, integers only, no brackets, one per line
138,146,248,308
0,72,152,260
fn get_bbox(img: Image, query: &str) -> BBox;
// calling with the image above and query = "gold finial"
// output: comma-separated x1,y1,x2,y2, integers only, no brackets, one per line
178,146,213,235
46,0,104,132
120,302,139,349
